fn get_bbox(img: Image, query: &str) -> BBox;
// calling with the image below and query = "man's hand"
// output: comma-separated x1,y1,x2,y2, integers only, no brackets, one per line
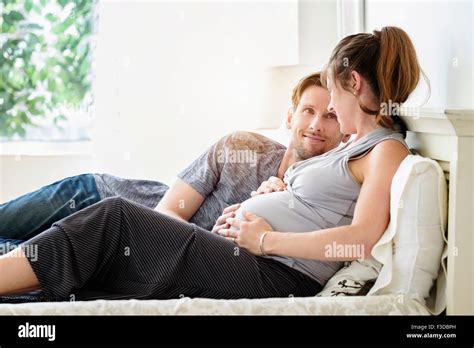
250,176,287,197
211,203,241,234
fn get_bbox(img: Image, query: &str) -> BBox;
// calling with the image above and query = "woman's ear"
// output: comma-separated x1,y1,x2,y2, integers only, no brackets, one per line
285,107,294,129
350,70,362,94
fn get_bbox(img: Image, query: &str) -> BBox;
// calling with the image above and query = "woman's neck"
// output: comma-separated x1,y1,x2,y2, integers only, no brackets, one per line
352,115,382,142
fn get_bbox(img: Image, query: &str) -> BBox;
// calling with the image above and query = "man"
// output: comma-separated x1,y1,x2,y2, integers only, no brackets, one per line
0,72,348,252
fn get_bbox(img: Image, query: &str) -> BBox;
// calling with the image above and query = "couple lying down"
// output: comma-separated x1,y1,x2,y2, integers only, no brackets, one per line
0,26,420,302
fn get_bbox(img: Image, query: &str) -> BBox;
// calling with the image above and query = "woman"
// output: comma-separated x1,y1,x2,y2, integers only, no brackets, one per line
0,26,420,301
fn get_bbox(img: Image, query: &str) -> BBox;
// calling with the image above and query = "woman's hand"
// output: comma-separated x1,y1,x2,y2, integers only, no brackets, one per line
211,203,241,234
250,176,287,197
217,211,274,255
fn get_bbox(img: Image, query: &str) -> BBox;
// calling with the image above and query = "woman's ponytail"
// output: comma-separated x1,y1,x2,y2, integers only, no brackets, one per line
375,27,421,127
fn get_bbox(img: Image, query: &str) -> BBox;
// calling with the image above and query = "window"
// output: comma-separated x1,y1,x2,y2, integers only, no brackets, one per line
0,0,97,141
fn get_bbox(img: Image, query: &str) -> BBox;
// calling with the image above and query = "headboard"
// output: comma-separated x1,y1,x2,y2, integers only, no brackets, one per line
400,109,474,315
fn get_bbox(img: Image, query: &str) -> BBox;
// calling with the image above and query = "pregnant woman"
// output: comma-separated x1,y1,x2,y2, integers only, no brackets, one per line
0,26,420,301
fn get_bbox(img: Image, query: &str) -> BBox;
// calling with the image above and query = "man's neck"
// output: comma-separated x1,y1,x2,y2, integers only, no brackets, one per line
277,148,298,179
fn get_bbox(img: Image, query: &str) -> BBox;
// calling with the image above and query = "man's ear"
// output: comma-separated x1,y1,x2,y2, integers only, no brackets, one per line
285,107,294,129
341,134,351,143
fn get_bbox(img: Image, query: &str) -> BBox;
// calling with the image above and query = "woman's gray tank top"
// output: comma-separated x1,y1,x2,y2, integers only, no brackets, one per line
234,127,409,286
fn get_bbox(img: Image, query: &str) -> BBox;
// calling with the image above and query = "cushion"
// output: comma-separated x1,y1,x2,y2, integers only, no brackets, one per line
317,155,448,314
368,155,448,314
316,257,381,296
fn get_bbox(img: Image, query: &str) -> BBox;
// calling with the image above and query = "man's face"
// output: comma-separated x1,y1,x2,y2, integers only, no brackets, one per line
287,85,345,160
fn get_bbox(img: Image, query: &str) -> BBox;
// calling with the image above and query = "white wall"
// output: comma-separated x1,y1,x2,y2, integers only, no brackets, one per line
298,0,339,68
365,0,473,110
90,0,299,185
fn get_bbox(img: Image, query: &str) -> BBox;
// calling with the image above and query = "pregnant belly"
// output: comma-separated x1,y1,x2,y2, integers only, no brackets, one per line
233,191,323,232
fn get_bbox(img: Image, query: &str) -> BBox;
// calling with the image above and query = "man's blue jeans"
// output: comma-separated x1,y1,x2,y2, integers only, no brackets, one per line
0,174,101,253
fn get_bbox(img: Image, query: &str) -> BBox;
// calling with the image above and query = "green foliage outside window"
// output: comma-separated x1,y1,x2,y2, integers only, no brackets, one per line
0,0,96,138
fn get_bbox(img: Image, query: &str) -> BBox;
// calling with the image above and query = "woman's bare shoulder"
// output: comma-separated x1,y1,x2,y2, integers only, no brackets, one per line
350,139,409,184
365,139,410,175
370,139,410,160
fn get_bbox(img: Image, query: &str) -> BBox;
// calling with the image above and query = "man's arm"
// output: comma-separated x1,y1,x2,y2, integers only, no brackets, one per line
155,178,205,222
154,133,229,222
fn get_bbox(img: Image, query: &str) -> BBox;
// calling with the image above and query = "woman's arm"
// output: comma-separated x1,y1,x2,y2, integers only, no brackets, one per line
224,140,409,261
155,178,205,222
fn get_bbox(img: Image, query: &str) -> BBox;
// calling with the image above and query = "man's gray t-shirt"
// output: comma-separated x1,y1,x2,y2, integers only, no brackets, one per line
94,131,286,231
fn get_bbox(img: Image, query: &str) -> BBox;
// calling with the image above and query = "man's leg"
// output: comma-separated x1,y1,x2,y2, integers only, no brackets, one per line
0,173,169,256
0,174,101,243
93,173,169,208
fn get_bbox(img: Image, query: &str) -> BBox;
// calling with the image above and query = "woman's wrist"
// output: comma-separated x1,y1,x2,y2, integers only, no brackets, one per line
260,231,277,256
259,232,269,256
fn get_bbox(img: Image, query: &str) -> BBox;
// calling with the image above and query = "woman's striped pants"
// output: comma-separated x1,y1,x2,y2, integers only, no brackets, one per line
18,196,322,301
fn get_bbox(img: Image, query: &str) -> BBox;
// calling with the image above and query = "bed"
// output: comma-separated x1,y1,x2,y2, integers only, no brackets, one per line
0,109,472,315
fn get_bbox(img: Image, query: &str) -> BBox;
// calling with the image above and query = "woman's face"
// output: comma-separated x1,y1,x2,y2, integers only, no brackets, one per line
326,77,358,135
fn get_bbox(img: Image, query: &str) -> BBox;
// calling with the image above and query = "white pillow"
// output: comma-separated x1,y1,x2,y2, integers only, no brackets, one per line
368,155,448,315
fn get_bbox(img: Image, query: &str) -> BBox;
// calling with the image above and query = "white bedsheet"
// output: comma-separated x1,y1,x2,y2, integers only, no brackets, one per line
0,294,430,315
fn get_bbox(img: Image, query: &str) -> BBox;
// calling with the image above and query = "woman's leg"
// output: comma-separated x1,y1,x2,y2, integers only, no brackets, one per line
1,196,321,300
0,174,101,242
0,247,40,295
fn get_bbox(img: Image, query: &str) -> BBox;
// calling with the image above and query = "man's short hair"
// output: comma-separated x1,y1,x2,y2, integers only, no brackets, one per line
290,72,324,112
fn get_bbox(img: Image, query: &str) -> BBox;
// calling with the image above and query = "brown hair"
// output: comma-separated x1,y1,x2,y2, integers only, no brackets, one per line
322,26,427,129
291,72,324,112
